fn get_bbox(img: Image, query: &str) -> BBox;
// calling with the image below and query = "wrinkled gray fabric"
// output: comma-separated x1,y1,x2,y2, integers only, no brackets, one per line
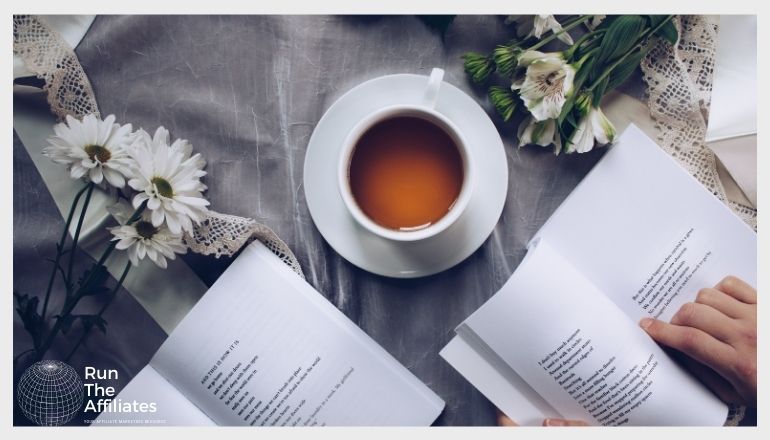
78,15,612,426
15,15,649,426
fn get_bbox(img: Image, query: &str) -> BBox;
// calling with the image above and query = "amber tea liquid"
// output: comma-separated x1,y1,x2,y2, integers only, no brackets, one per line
348,116,464,231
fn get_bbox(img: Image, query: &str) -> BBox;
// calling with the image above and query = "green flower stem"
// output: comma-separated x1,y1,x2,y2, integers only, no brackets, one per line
586,15,675,92
574,48,599,70
35,201,147,360
527,15,593,52
564,29,605,61
125,202,147,224
65,260,131,362
69,201,147,300
65,182,95,290
40,182,90,327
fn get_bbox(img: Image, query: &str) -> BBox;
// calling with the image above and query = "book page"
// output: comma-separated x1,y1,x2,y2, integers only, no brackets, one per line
94,365,215,426
463,240,727,426
148,241,444,426
440,332,560,426
535,124,756,322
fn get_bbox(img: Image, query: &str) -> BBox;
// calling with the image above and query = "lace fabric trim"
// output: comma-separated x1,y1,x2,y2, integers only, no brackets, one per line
640,15,757,231
12,14,305,279
185,210,304,277
13,15,100,121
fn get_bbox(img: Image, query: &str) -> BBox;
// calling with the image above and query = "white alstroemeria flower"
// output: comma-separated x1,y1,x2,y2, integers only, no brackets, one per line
42,114,134,187
110,211,187,269
506,15,574,45
128,127,209,235
566,106,617,154
511,51,576,121
517,116,562,154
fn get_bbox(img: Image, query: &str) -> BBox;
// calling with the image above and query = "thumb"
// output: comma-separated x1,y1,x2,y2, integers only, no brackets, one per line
496,409,519,426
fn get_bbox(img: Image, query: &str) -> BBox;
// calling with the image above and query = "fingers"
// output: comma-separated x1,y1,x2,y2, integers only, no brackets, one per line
695,288,752,319
543,418,589,426
639,317,736,383
670,302,737,344
715,276,756,304
497,413,589,427
496,408,589,427
675,352,744,405
496,409,518,426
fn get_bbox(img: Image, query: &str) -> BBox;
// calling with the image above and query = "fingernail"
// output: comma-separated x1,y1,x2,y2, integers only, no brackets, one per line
544,418,566,426
639,318,653,330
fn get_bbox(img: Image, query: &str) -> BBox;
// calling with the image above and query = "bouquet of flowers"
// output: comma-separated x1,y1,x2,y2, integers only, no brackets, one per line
464,15,677,154
15,114,210,362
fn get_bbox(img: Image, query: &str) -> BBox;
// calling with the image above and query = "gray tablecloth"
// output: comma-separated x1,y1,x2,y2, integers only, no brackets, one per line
15,15,644,426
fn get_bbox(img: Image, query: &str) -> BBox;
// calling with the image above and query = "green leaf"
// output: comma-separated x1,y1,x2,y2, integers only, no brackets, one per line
605,48,647,92
647,15,666,28
655,21,678,45
592,76,610,103
574,58,594,88
557,68,590,126
78,315,108,334
15,291,42,345
555,122,574,155
57,314,76,334
565,111,578,128
595,15,646,73
557,96,576,125
77,263,109,296
593,14,616,31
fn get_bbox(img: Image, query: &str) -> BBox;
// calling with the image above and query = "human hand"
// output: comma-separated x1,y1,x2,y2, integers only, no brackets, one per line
639,276,757,407
497,410,588,426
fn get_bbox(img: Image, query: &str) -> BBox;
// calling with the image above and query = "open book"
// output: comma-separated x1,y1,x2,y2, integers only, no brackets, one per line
440,124,756,426
96,241,444,426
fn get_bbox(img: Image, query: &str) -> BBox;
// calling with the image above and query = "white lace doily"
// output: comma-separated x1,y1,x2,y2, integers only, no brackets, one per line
13,14,305,279
13,15,100,121
641,15,757,231
184,211,304,276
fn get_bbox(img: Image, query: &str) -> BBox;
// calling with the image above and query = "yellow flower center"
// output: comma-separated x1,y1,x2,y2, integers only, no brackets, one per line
84,145,111,163
151,177,174,198
135,221,158,239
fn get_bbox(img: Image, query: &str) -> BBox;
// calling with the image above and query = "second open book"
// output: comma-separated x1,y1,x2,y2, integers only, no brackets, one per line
441,124,757,426
97,240,444,426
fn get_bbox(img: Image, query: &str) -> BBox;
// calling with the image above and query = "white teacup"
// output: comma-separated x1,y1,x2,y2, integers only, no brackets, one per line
337,68,475,242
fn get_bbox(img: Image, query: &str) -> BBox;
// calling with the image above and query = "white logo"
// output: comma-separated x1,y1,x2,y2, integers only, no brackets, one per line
17,360,84,426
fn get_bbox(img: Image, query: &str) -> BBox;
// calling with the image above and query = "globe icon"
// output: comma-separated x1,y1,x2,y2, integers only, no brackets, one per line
17,360,84,426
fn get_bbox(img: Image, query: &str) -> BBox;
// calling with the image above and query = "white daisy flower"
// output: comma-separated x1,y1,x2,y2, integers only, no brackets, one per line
127,127,209,235
42,114,134,187
110,212,187,269
506,15,574,45
517,116,562,154
566,106,616,154
511,51,576,121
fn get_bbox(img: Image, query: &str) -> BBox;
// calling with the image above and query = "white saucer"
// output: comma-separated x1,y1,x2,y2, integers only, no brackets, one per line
303,72,508,278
